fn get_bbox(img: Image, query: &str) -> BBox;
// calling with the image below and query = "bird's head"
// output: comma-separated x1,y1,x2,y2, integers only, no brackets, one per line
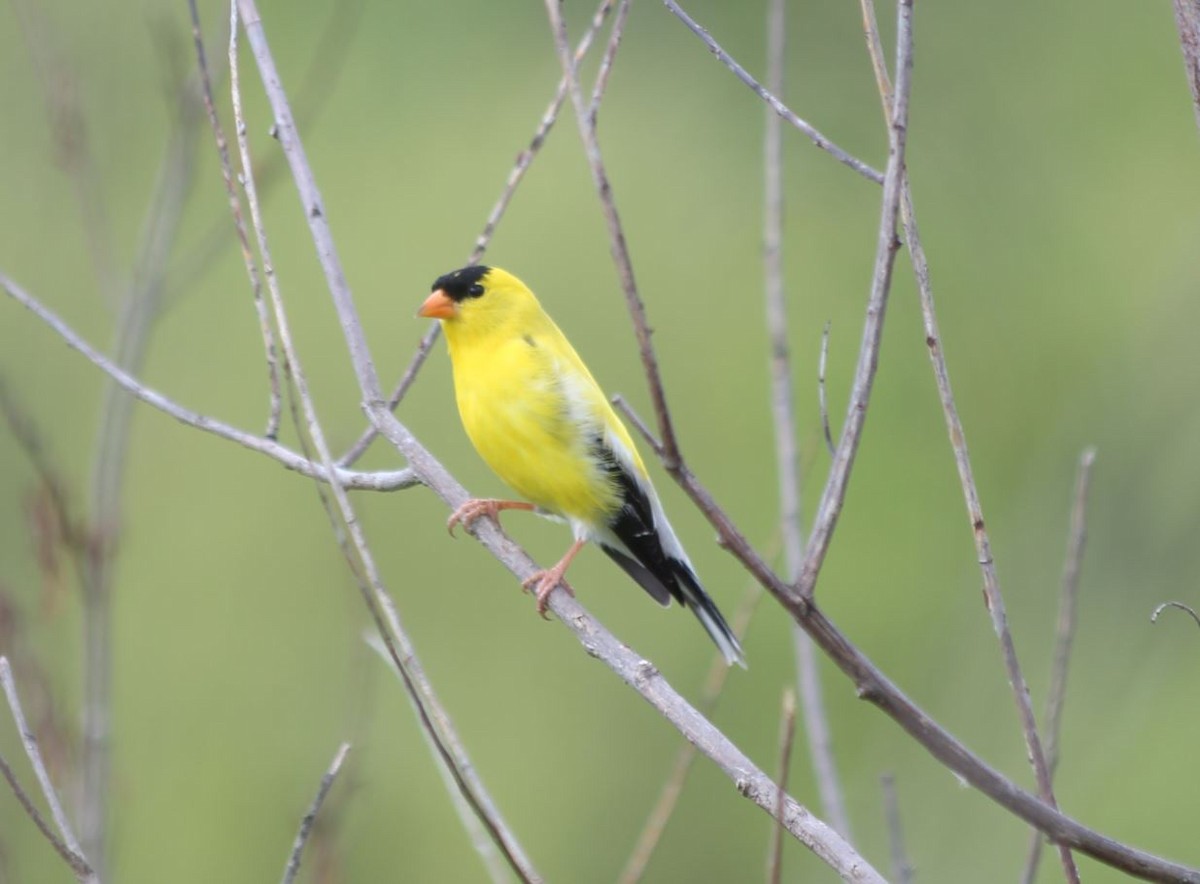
419,265,537,333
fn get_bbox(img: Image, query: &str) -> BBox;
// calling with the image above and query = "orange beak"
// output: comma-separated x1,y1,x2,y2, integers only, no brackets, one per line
418,289,456,319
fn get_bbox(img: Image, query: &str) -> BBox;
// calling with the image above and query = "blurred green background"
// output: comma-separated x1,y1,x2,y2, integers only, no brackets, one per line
2,0,1199,881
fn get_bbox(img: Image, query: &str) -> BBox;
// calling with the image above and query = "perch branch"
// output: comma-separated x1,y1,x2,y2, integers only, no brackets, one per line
618,577,767,884
231,4,541,880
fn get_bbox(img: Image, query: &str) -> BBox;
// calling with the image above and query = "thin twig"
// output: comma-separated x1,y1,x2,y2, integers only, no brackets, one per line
793,0,913,603
187,0,283,439
366,636,509,884
588,0,632,129
1151,601,1200,631
233,4,543,880
335,0,616,470
0,270,415,491
760,0,853,840
767,688,798,884
166,0,366,304
1,659,96,883
0,751,92,881
880,774,913,884
618,575,767,884
544,0,682,466
856,5,1079,881
662,0,883,185
1022,448,1096,884
611,2,1198,876
818,321,835,457
1172,0,1200,133
280,742,351,884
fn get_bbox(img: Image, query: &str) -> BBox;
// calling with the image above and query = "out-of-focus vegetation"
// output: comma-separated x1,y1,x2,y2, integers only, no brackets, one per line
1,1,1198,881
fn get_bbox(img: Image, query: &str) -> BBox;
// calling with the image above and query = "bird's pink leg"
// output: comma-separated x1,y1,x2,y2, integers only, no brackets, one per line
446,498,535,536
523,538,586,618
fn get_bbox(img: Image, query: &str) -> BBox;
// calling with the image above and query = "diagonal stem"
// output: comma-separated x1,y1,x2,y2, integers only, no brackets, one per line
857,3,1079,880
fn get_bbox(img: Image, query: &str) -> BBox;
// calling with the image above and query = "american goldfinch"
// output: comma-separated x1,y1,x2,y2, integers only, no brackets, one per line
418,265,744,666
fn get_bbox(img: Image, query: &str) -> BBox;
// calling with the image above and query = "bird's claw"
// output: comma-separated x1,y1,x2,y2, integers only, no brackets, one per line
447,498,499,537
522,569,575,618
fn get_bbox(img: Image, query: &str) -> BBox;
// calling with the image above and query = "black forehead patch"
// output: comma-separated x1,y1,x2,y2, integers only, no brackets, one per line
431,265,491,302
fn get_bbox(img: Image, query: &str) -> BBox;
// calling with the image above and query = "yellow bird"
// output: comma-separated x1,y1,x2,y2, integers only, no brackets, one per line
419,265,744,666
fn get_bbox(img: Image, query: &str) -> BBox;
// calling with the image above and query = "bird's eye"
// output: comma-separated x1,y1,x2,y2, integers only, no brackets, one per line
468,283,485,297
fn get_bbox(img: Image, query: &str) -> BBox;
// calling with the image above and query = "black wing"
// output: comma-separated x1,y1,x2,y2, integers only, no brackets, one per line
590,434,745,665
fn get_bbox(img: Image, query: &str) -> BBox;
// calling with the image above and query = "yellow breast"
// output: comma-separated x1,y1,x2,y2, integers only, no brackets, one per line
448,331,618,523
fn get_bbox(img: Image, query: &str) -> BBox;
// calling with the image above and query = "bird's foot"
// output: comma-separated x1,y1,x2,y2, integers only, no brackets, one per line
522,567,575,619
447,498,531,536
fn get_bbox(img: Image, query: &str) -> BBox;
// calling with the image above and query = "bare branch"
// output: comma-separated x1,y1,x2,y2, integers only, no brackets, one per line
0,270,416,492
187,0,283,439
618,578,766,884
767,688,798,884
232,4,543,879
1022,447,1096,884
794,0,913,602
856,4,1078,879
0,659,96,883
336,0,616,470
544,0,683,465
1151,601,1200,631
761,0,852,840
662,0,883,185
166,0,366,304
0,752,92,882
588,0,632,129
366,635,509,884
880,774,913,884
281,742,351,884
619,351,1200,881
1173,0,1200,133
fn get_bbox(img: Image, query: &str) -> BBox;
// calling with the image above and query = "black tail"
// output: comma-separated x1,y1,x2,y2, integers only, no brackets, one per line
592,435,745,666
669,559,745,667
599,543,745,667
